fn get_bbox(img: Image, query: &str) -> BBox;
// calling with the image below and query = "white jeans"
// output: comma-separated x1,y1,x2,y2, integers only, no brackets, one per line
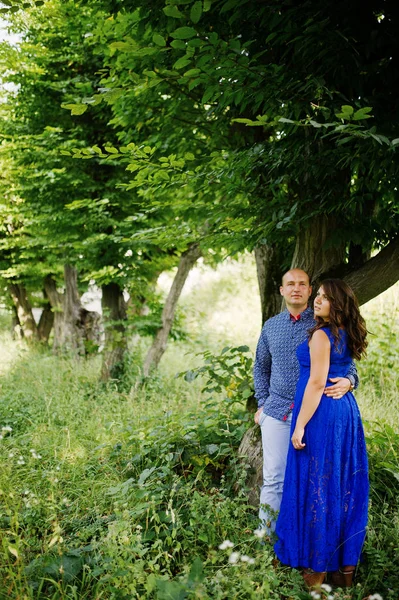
259,412,292,534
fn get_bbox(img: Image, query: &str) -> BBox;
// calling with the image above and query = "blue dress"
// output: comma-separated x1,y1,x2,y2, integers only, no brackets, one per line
274,327,369,572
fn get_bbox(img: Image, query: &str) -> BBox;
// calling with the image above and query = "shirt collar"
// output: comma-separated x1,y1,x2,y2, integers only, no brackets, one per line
286,306,312,322
289,312,301,322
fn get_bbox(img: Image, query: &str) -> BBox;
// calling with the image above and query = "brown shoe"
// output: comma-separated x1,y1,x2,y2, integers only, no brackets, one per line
331,568,355,588
302,569,326,589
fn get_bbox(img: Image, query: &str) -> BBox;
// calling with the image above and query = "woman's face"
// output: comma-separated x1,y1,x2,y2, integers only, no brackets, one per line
314,286,331,321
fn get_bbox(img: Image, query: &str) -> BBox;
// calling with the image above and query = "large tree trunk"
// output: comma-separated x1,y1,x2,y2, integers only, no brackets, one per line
290,214,347,285
44,275,65,350
44,267,101,354
61,264,85,353
254,244,284,325
8,283,38,341
11,304,23,340
143,243,202,377
37,301,54,343
100,282,128,381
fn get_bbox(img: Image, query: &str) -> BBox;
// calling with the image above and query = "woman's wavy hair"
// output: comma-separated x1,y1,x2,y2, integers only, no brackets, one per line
309,279,368,360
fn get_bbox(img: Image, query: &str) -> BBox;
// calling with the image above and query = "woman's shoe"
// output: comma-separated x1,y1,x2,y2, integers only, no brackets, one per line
330,568,355,588
302,569,326,589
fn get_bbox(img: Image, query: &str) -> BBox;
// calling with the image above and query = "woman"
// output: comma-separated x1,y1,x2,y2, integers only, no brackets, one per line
274,279,369,588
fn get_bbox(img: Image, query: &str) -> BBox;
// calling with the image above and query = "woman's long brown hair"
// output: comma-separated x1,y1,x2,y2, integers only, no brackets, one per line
309,279,368,360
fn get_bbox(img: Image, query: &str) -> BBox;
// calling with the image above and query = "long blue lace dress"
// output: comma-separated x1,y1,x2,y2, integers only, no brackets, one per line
274,327,369,572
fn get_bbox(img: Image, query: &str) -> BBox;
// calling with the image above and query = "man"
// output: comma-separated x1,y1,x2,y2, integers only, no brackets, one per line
253,268,358,533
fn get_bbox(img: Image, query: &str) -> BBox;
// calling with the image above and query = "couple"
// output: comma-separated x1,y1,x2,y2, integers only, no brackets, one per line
254,269,368,588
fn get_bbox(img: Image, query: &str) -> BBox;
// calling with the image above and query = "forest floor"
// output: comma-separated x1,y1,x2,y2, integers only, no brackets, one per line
0,257,398,599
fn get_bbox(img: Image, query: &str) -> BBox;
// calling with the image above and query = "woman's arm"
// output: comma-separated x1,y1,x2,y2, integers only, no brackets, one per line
291,329,330,450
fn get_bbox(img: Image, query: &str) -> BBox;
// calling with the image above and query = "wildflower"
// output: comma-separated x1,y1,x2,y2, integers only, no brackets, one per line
219,540,234,550
310,592,321,600
30,450,42,459
2,426,12,432
369,595,383,600
0,435,3,440
17,458,25,465
321,584,332,592
328,596,334,600
228,552,240,564
240,554,255,565
8,452,14,458
254,528,267,539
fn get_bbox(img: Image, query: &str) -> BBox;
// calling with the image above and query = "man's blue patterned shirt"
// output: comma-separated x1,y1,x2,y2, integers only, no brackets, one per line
253,307,358,421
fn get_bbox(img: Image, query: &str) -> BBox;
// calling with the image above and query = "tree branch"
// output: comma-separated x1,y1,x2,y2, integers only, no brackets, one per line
343,236,399,306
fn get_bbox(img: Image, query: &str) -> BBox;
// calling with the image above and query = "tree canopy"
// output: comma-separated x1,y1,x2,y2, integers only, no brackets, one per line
1,0,398,368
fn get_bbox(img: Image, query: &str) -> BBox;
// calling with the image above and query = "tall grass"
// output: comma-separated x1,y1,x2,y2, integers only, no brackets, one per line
0,263,398,599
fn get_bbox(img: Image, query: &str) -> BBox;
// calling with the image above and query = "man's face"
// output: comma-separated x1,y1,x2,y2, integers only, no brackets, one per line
280,269,312,311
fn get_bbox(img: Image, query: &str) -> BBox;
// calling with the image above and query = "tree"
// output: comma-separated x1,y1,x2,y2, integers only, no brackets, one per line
0,1,179,372
3,0,399,379
62,0,399,324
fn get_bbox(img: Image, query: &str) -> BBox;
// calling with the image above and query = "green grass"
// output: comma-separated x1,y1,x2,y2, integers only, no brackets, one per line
0,266,398,599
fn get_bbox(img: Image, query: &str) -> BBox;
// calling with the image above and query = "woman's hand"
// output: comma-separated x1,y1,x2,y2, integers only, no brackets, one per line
291,426,306,450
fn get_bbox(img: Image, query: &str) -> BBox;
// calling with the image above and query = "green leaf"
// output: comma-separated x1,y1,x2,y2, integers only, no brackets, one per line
203,0,212,11
201,87,215,104
163,5,184,18
138,467,156,484
187,38,203,47
309,119,322,128
152,33,166,47
91,145,103,155
335,105,355,119
184,370,198,382
278,117,295,124
352,107,373,121
61,103,88,116
340,105,354,115
190,1,202,24
236,345,250,352
188,557,204,584
170,39,186,50
183,68,201,77
232,118,254,124
170,27,197,40
173,56,192,70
